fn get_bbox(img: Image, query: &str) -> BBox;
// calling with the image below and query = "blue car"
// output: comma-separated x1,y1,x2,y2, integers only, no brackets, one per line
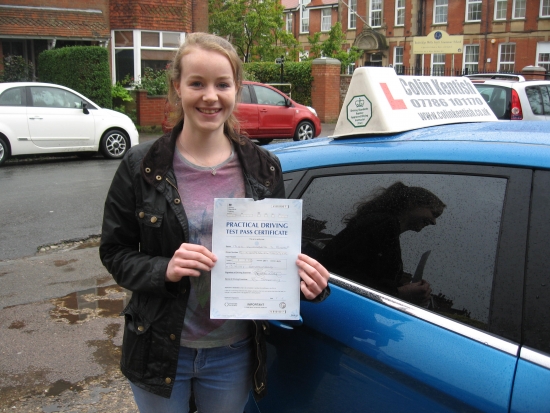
246,68,550,413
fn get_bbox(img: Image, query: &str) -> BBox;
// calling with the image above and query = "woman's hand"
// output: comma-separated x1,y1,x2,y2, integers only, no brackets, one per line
397,280,432,306
165,243,217,282
296,253,330,300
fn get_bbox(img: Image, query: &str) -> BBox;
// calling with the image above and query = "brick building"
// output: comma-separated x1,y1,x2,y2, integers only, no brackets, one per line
283,0,550,75
0,0,208,82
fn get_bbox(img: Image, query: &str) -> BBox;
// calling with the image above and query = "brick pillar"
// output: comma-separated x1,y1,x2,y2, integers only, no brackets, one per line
522,65,547,80
135,90,148,127
311,58,341,123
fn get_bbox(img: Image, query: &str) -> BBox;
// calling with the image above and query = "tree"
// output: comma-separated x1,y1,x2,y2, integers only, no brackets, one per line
321,22,363,73
209,0,285,63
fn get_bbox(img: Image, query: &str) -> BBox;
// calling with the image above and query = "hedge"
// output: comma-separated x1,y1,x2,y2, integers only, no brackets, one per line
38,46,112,108
244,61,313,106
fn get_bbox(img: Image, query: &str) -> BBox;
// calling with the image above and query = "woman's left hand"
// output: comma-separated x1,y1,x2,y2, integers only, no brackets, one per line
296,253,330,300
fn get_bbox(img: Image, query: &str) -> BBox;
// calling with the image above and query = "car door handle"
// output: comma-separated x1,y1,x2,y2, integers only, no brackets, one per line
29,116,43,120
270,316,303,330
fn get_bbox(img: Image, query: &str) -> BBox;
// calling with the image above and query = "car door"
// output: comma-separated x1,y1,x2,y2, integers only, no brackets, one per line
252,85,295,137
27,86,95,149
235,84,259,137
251,163,530,413
0,86,30,147
509,169,550,413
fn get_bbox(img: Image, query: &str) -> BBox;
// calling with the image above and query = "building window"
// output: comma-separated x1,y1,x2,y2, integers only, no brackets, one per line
434,0,448,24
536,42,550,72
541,0,550,17
466,0,482,22
494,0,507,20
463,44,479,74
394,46,404,74
286,12,293,32
499,43,516,72
321,8,332,31
300,50,309,61
395,0,405,26
370,0,382,27
112,30,182,84
301,0,311,33
349,0,357,29
513,0,526,18
346,62,356,74
432,54,446,75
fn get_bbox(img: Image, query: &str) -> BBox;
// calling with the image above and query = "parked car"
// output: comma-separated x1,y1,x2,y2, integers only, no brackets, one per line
244,68,550,413
466,73,550,121
0,82,139,166
162,81,322,144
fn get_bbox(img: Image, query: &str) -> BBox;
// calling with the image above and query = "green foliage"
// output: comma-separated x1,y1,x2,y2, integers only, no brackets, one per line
307,32,322,60
321,22,346,57
130,67,169,96
38,46,112,108
209,0,285,62
1,55,34,82
244,61,313,106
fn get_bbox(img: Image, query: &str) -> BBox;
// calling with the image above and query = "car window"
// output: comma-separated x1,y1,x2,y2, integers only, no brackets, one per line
301,173,507,331
252,85,287,106
0,87,26,106
474,84,510,119
526,85,550,116
241,85,252,104
30,86,84,109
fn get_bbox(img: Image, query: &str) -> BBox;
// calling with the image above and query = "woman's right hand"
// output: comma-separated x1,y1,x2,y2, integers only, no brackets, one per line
397,280,432,306
165,243,217,282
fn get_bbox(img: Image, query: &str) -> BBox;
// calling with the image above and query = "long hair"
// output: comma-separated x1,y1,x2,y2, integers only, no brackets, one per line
167,32,244,143
343,182,446,226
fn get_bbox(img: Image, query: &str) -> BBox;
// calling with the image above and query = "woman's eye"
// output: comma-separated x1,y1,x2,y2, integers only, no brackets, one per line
190,81,202,87
218,83,230,89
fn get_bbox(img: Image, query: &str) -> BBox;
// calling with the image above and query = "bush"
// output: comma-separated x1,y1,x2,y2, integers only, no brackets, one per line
1,55,34,82
130,67,169,96
38,46,112,108
244,61,313,106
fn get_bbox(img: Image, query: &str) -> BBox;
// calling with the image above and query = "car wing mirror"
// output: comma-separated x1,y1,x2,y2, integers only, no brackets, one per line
285,98,292,107
82,102,89,114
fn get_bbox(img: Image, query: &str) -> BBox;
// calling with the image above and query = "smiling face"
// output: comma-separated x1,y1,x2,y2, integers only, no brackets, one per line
174,47,237,138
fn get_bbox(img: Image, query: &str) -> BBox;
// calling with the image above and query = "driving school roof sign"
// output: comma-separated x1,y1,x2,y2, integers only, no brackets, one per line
333,67,497,138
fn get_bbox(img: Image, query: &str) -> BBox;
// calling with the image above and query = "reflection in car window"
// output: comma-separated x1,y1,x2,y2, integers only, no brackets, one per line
0,87,25,106
253,85,286,106
301,173,507,330
30,87,83,109
526,85,550,116
240,85,252,104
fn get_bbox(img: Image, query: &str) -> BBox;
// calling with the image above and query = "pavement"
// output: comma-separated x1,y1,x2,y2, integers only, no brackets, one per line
0,123,337,412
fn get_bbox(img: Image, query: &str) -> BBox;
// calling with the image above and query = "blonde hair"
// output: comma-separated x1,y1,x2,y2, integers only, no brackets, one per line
167,32,243,143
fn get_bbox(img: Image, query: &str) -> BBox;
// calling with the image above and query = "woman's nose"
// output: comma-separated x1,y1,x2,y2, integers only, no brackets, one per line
203,86,218,102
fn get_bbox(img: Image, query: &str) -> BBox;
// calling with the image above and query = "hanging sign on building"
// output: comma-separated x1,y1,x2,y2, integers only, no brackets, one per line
332,67,497,137
413,30,464,54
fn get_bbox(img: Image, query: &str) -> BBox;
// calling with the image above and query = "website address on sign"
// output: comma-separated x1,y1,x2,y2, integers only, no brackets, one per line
418,107,492,121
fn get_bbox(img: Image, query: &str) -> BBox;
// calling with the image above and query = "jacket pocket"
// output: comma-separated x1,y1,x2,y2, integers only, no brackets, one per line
135,207,164,255
121,306,152,378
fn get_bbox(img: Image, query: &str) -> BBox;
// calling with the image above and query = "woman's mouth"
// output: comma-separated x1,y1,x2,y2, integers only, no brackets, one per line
198,108,221,114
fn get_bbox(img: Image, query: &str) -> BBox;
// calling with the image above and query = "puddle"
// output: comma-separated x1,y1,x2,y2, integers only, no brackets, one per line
8,320,26,329
50,285,131,324
53,259,78,267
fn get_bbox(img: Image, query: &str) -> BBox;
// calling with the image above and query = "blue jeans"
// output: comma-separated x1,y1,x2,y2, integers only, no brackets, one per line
130,337,253,413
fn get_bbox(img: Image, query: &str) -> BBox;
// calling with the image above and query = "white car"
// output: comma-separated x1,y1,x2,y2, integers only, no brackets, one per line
0,82,139,166
466,73,550,121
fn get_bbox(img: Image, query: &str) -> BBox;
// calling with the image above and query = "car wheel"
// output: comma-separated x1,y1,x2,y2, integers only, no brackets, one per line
0,136,10,166
294,121,314,141
101,130,129,159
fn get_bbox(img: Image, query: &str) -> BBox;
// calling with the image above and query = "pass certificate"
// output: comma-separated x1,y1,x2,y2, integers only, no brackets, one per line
211,198,303,320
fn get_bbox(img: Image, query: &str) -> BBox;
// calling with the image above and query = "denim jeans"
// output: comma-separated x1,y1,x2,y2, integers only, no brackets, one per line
130,337,253,413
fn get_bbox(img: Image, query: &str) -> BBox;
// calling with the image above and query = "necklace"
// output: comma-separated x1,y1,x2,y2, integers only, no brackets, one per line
176,138,230,176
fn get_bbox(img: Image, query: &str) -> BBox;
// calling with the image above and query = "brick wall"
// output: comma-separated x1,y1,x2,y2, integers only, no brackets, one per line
340,74,352,112
135,90,166,127
311,58,341,123
110,0,190,32
192,0,209,32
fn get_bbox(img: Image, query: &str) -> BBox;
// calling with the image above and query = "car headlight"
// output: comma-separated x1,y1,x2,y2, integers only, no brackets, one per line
307,106,318,117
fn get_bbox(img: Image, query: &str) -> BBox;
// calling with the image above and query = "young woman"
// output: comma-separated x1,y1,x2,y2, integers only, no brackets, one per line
100,33,330,413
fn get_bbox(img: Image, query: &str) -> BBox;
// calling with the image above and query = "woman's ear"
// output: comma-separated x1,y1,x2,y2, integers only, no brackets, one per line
173,82,180,98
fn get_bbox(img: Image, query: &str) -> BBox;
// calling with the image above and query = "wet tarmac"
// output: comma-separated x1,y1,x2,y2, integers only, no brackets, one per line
0,242,138,412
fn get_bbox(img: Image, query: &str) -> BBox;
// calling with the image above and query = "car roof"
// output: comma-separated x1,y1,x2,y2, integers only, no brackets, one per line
465,73,526,81
269,121,550,172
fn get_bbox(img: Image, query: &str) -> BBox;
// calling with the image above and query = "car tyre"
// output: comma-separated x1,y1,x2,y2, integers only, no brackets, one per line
101,130,129,159
294,121,314,141
0,136,9,166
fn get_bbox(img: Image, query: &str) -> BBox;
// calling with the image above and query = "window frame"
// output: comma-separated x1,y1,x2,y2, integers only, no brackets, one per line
395,0,405,26
348,0,357,29
541,0,550,17
434,0,448,24
300,0,311,33
498,43,516,72
321,8,332,32
463,44,480,74
465,0,482,22
285,12,293,32
286,162,531,344
536,42,550,72
370,0,383,28
394,46,404,74
512,0,526,19
495,0,508,20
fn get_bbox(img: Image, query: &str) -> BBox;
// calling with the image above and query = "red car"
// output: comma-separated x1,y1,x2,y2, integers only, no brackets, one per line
162,81,322,144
